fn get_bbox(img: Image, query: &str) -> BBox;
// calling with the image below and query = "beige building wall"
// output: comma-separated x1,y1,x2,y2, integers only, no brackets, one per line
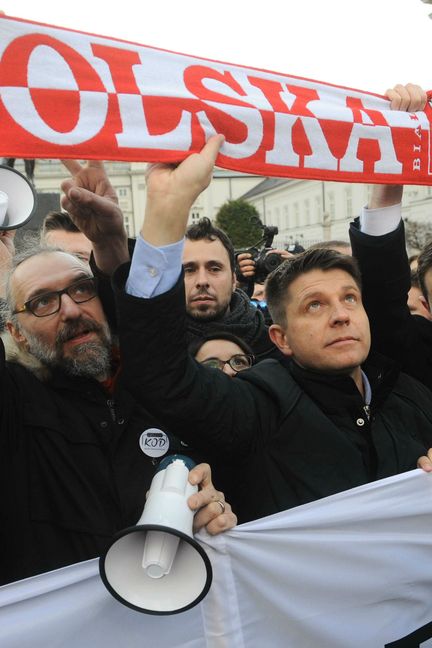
23,160,262,237
401,185,432,223
244,180,432,248
15,159,432,245
243,179,368,248
188,170,264,227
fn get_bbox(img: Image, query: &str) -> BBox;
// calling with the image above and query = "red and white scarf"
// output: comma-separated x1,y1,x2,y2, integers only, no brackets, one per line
0,15,431,185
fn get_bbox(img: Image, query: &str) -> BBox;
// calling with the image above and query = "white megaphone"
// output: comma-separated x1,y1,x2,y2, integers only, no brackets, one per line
0,164,37,230
99,455,213,615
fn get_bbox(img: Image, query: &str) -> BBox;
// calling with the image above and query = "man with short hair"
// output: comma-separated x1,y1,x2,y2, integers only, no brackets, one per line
41,211,93,262
0,234,236,585
182,217,276,358
183,217,236,321
60,160,276,360
101,135,432,524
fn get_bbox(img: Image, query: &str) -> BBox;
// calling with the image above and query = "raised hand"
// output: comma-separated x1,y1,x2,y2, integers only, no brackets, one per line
385,83,427,113
61,160,129,274
61,159,126,243
142,135,224,247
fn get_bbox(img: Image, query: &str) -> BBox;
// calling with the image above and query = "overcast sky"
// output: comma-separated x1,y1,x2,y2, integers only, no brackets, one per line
5,0,432,94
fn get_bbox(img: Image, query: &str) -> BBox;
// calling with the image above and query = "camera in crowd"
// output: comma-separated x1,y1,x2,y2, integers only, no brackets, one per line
235,218,304,283
252,230,284,283
235,219,282,283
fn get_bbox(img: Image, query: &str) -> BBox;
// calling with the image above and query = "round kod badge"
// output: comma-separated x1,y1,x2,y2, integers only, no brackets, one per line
139,428,170,458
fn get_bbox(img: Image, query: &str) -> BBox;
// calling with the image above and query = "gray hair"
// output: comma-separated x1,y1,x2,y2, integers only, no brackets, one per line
1,244,91,328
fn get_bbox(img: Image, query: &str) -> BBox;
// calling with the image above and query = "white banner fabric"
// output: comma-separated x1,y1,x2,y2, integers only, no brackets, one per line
1,469,431,648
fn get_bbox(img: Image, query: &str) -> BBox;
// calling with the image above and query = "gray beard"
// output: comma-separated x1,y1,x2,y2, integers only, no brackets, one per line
23,319,112,381
55,340,112,380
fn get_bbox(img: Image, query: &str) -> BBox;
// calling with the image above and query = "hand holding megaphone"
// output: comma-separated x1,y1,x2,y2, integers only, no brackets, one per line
100,455,214,615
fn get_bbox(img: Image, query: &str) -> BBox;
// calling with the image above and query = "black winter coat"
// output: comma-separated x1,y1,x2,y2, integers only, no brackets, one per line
0,340,185,585
350,219,432,391
114,267,432,524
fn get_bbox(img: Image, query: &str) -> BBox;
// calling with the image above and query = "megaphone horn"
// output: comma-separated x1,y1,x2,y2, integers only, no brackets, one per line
0,164,37,230
99,455,213,615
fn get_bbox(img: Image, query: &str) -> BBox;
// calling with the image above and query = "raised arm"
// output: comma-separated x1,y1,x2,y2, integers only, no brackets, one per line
61,159,129,275
350,84,432,385
142,135,224,246
113,136,266,456
367,84,426,211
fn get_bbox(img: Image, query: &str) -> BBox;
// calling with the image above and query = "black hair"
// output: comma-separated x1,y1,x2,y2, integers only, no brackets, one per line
42,211,80,235
308,240,351,253
189,331,254,358
266,247,362,326
185,217,235,272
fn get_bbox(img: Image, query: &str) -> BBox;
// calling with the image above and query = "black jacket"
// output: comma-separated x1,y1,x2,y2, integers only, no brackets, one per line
114,267,432,524
0,339,188,585
350,219,432,391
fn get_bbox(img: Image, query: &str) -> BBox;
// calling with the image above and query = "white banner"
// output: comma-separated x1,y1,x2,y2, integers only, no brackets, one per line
1,470,432,648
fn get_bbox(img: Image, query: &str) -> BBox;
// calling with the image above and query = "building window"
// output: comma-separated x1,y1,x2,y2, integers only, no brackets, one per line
118,188,128,197
315,195,321,223
345,187,352,219
282,205,289,231
293,202,299,228
303,199,310,226
328,192,335,219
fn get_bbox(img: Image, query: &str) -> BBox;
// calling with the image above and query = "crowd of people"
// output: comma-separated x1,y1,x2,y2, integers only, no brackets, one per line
1,83,432,586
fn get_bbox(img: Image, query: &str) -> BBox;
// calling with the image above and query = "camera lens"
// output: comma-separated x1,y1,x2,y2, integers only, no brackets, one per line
264,252,283,272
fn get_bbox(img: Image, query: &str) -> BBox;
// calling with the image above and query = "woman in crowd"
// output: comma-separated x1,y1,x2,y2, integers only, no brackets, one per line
189,332,254,377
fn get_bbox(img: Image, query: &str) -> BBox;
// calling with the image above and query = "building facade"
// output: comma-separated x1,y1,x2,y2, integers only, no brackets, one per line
241,178,432,249
16,159,432,246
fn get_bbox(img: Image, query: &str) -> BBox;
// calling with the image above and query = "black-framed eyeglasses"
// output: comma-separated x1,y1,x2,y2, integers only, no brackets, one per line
201,353,254,373
13,277,98,318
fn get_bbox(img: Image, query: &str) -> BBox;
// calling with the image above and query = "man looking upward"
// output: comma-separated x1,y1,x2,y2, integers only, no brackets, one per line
99,127,432,524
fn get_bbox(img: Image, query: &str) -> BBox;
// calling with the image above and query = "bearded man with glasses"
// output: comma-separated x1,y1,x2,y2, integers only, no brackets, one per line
0,243,237,585
10,271,111,380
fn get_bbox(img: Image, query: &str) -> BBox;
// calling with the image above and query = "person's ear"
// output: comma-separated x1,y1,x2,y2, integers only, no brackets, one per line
6,321,28,348
420,295,431,314
231,271,236,292
269,324,293,357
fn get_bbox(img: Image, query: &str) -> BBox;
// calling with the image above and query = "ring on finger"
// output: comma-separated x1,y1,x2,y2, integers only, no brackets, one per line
216,500,225,514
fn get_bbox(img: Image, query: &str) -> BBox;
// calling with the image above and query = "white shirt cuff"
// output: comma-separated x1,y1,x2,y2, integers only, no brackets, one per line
359,203,402,236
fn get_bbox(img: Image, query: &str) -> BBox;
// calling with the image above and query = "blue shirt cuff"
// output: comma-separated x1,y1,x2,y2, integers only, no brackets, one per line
126,235,184,298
